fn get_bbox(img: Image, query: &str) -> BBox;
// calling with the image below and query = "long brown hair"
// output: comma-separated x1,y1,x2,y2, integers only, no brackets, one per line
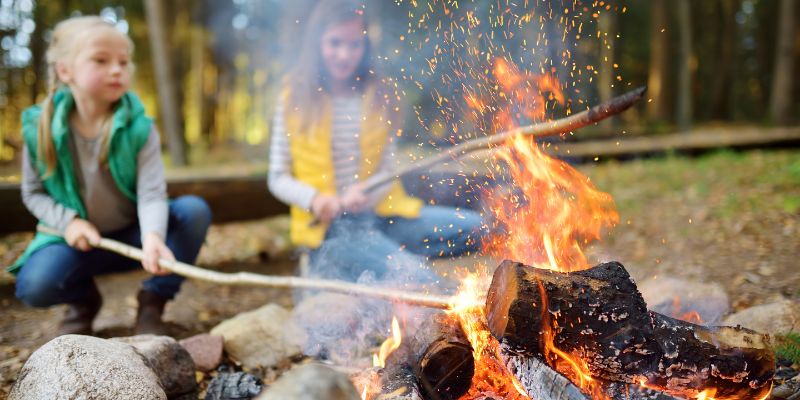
283,0,379,134
37,17,134,178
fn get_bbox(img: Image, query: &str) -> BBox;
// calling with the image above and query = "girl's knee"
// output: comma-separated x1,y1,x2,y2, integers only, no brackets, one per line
173,195,212,229
15,272,60,308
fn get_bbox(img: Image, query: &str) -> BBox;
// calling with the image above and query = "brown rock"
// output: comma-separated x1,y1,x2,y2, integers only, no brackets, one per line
179,333,224,372
111,334,197,397
210,303,306,368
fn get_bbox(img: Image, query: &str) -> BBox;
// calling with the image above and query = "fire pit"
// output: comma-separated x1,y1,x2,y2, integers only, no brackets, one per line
347,59,774,400
352,259,774,400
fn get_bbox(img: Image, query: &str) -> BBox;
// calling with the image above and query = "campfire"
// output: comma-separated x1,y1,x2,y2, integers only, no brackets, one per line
352,55,775,400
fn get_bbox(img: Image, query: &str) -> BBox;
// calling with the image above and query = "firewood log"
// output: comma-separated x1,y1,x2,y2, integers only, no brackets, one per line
486,260,775,400
375,362,423,400
410,313,474,400
500,343,681,400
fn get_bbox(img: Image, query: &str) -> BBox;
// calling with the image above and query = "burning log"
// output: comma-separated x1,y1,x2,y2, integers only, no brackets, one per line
411,313,474,400
501,345,683,400
486,260,775,400
375,362,423,400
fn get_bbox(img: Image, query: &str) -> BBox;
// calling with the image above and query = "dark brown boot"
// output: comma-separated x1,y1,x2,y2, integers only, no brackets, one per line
56,282,102,337
135,290,170,336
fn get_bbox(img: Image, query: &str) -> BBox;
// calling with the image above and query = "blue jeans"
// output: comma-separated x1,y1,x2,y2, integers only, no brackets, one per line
15,195,212,307
309,205,484,282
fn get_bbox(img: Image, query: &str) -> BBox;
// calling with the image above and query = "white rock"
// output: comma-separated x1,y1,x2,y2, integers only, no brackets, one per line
111,335,196,397
210,303,306,368
255,364,360,400
723,299,800,337
9,335,166,400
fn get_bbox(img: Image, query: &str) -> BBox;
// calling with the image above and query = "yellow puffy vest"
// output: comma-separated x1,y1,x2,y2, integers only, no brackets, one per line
281,88,423,248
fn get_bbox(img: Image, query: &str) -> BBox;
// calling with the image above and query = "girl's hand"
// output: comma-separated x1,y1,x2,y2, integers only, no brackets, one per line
64,218,101,251
142,232,174,276
340,183,369,213
311,194,342,224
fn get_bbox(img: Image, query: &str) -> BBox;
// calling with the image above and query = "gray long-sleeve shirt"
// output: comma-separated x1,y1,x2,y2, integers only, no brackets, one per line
21,123,168,242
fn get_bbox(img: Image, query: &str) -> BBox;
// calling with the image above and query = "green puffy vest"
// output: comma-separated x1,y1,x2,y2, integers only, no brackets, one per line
9,88,153,275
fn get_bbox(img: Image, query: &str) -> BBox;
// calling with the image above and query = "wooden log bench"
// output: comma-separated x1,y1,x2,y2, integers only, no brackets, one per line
0,171,492,235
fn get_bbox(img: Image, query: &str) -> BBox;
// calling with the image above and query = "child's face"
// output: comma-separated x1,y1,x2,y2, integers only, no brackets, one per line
61,28,131,104
320,18,366,83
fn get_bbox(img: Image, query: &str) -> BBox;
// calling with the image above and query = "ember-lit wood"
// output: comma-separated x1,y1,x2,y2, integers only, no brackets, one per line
486,260,775,400
411,313,474,400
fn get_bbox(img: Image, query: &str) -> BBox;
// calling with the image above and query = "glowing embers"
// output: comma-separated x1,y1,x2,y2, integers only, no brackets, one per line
463,58,564,135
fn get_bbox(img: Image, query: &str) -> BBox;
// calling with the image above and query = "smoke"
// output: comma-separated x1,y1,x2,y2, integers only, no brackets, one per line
194,0,606,364
289,211,457,363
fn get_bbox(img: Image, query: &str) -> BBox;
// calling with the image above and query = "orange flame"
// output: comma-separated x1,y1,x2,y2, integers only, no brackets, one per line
479,57,617,272
457,55,618,399
484,133,618,271
696,389,716,400
373,316,402,368
451,266,530,399
671,297,703,324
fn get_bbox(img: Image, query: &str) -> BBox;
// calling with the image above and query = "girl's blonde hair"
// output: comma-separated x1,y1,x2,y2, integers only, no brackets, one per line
37,16,134,178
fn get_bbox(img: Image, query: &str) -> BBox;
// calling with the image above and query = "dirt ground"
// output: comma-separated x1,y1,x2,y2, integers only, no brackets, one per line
0,148,798,397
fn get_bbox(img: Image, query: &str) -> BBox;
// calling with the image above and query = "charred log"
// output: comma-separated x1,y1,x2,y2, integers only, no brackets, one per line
375,362,423,400
385,340,414,368
486,260,775,400
411,313,474,400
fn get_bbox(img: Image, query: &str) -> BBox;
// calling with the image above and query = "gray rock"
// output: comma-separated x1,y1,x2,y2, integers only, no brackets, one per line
210,303,306,368
111,335,196,397
638,276,729,324
723,299,800,337
255,364,361,400
9,334,166,400
179,333,224,372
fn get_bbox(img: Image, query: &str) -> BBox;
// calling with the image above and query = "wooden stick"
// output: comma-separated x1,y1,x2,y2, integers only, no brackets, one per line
35,225,476,310
363,86,647,194
308,86,647,226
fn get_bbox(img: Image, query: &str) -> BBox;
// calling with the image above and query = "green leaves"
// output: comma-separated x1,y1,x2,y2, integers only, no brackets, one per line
774,332,800,364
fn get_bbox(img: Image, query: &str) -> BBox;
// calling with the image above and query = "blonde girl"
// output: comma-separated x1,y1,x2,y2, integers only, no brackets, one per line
11,16,211,337
268,0,484,282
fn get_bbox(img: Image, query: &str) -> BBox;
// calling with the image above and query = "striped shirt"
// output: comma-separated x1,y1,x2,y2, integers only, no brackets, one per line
268,96,397,210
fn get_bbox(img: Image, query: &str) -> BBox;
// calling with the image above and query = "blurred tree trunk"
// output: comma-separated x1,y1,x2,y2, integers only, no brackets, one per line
144,0,187,166
598,2,617,132
675,0,692,132
769,0,795,126
193,26,206,139
708,0,734,120
647,0,668,123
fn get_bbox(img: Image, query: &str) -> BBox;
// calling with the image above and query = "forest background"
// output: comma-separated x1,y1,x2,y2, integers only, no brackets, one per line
0,0,796,176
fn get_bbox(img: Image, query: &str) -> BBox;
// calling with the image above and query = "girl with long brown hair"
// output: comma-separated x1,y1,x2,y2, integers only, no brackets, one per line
268,0,484,282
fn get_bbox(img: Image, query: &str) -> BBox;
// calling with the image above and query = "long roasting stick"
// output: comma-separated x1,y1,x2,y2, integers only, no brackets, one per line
36,225,474,309
363,86,648,193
